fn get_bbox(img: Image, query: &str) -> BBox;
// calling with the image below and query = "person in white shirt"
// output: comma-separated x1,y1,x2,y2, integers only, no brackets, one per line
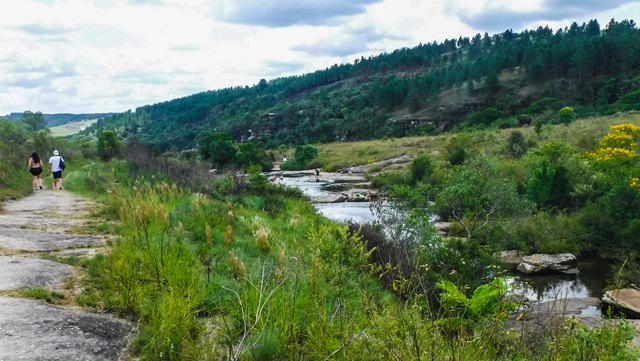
48,150,65,190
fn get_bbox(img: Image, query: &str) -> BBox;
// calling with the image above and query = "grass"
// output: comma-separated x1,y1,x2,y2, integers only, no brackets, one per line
0,288,66,304
64,159,640,360
0,168,32,205
49,119,97,137
314,112,640,171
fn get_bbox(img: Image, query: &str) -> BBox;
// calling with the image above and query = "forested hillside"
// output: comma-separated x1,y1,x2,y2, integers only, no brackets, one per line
85,19,640,151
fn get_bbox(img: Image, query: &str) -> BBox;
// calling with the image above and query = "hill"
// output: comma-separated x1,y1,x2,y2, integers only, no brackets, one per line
1,112,115,127
84,19,640,151
49,118,99,137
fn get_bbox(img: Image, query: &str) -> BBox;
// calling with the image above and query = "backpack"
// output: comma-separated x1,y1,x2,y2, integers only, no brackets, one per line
59,157,66,170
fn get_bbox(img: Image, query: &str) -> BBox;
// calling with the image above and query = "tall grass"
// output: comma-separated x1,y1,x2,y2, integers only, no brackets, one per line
69,155,639,360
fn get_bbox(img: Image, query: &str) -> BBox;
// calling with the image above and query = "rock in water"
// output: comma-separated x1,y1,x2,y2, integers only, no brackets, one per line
516,253,577,274
497,250,523,268
602,288,640,318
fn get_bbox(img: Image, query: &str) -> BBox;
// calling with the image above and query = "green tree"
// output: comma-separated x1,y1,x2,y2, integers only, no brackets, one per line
506,130,528,158
556,106,577,124
199,132,237,168
235,142,273,171
527,142,574,210
436,155,531,240
97,129,122,161
21,111,46,132
293,144,318,168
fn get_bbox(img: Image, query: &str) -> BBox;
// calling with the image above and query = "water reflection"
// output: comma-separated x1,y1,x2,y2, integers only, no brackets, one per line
509,258,611,305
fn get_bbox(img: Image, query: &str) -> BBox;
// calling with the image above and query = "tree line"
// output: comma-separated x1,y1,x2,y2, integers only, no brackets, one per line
85,19,640,151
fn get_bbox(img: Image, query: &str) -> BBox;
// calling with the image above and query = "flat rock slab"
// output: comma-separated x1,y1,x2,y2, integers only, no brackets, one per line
0,190,93,230
57,248,104,258
0,256,73,290
516,253,577,274
603,288,640,318
0,296,132,361
0,228,104,252
530,297,601,316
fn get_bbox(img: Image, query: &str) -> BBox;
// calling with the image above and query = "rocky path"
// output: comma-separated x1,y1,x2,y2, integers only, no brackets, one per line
0,190,132,361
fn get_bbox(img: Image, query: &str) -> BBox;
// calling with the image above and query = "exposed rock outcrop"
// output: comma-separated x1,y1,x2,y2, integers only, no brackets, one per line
497,250,523,268
516,253,577,274
343,154,413,174
0,256,73,290
602,288,640,319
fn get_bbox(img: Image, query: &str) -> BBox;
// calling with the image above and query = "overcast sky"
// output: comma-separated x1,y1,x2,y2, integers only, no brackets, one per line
1,0,639,115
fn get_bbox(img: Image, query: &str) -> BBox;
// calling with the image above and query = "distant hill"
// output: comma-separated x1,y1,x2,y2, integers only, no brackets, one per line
84,19,640,151
2,112,116,127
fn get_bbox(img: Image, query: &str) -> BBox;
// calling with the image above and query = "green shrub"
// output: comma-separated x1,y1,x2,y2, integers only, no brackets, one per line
507,211,584,253
556,106,577,124
463,108,504,126
410,154,434,184
97,129,122,160
506,130,528,158
526,96,564,114
616,89,640,111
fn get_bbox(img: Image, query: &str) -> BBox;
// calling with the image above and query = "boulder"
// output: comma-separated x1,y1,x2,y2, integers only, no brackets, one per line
497,250,523,267
516,253,577,274
342,189,377,202
309,194,347,203
602,288,640,319
433,222,450,233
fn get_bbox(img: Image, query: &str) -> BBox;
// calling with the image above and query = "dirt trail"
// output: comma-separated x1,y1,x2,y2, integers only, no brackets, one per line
0,189,132,361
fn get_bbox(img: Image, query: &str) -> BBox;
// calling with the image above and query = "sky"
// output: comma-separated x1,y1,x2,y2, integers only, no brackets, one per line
1,0,639,115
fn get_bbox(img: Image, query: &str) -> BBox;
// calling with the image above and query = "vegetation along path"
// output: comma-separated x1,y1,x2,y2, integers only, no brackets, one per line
0,189,132,361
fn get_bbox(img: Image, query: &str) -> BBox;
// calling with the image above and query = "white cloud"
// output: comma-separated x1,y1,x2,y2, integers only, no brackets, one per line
0,0,638,114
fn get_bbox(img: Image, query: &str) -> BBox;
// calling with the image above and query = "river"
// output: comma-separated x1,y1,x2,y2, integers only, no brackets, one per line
274,172,611,309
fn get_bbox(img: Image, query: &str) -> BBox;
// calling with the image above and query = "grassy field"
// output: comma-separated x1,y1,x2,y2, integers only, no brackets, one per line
314,111,640,171
49,119,97,137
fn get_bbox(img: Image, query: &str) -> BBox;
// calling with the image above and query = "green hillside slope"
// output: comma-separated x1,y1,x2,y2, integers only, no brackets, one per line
85,19,640,151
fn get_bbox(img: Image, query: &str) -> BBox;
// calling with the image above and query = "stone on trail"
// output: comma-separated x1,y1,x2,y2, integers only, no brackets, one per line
0,256,73,291
0,296,132,361
0,228,104,252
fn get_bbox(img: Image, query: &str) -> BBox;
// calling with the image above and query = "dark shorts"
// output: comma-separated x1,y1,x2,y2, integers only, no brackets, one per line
29,167,43,176
52,170,63,179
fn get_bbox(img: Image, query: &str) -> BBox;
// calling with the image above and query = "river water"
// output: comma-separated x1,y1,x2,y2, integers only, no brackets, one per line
275,173,610,307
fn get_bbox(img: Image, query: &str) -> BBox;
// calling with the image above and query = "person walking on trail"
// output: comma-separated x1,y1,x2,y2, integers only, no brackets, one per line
28,152,44,190
48,150,65,190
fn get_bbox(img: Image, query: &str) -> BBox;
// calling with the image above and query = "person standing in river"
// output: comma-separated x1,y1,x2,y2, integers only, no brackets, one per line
28,152,44,190
48,150,65,190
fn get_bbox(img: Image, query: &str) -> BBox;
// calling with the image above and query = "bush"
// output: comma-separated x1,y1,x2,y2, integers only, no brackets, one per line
506,130,528,158
410,154,434,184
280,144,318,170
526,97,563,114
507,211,584,253
616,89,640,111
556,106,577,124
97,129,122,161
463,108,504,126
445,136,471,165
